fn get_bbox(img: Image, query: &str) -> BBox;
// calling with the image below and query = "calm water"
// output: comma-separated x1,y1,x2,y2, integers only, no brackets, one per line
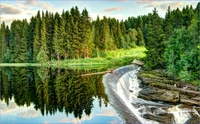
0,67,123,123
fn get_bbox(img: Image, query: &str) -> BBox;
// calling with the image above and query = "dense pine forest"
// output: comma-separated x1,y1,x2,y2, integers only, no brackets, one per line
0,3,199,82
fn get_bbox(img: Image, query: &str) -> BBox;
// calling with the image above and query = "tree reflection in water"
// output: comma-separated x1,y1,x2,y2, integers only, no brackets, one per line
0,67,109,119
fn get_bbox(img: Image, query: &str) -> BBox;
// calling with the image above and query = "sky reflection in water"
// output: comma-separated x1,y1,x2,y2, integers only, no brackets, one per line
0,67,123,124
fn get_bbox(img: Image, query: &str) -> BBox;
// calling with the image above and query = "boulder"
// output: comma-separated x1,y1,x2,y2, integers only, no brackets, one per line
138,87,180,103
142,113,174,124
131,59,144,66
184,113,200,124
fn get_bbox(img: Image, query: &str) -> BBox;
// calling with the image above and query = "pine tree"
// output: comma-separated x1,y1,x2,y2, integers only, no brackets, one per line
145,8,165,69
127,28,137,48
0,22,7,62
18,19,28,62
37,16,49,63
137,27,145,46
164,6,173,39
80,8,94,58
53,17,62,61
33,11,41,62
27,17,36,62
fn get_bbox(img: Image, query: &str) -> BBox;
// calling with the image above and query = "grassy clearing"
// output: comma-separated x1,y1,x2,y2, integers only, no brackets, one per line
0,47,147,69
0,63,41,67
50,47,147,69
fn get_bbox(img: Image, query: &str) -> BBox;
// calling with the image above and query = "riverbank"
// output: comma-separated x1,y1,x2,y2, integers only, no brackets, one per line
0,47,146,69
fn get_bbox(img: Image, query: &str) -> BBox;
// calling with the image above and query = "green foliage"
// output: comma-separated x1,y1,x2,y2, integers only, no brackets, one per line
145,8,165,69
164,19,200,81
137,27,145,46
37,48,49,64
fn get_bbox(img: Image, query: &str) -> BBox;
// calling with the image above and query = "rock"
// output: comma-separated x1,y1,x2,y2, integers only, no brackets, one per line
138,70,200,105
131,59,144,66
142,113,174,124
194,106,200,115
184,113,200,124
180,99,200,106
138,87,180,103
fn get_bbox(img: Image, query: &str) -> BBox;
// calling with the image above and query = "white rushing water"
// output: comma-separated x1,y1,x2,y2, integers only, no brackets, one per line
115,66,196,124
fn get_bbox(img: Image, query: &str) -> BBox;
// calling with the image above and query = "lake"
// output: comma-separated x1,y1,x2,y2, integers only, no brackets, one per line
0,67,123,123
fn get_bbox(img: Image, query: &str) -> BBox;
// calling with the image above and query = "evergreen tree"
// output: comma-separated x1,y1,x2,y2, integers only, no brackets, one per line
164,19,200,81
27,17,36,62
53,17,62,61
164,6,173,39
127,28,137,48
18,19,28,62
0,22,7,62
145,8,165,69
37,16,49,63
137,27,145,46
33,11,41,62
80,8,94,58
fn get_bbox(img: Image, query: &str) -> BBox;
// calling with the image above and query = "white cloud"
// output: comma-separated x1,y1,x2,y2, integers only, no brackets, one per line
96,110,117,116
60,115,93,124
0,3,22,14
0,1,59,25
0,99,41,118
26,0,38,6
103,7,125,12
137,0,198,11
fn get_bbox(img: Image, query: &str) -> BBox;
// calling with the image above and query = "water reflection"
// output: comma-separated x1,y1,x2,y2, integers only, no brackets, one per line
0,67,110,121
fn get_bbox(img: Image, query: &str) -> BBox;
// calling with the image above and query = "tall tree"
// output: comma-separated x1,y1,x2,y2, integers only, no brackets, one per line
164,6,173,39
80,8,94,58
137,27,145,46
33,11,41,62
0,22,7,62
18,19,28,62
37,16,49,63
145,8,165,69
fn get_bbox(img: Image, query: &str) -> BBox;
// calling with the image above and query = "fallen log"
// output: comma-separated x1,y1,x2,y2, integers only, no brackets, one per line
81,70,113,77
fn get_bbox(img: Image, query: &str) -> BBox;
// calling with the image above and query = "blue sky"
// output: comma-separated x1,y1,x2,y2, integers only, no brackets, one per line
0,0,199,25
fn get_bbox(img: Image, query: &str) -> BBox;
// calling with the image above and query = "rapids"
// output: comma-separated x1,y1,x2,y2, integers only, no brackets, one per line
103,64,199,124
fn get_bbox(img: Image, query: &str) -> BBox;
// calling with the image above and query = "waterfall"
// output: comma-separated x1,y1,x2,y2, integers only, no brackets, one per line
103,64,199,124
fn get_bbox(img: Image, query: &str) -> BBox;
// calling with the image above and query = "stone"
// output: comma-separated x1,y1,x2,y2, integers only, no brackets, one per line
142,113,174,124
184,113,200,124
131,59,144,66
138,87,180,103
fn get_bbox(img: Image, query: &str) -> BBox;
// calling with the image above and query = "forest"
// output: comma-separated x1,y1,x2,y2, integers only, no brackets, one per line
0,2,199,82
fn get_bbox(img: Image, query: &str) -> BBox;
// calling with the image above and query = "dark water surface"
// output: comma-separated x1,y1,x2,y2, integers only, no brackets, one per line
0,67,122,124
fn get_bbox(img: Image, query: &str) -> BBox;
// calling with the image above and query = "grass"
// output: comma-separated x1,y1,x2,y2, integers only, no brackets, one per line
50,47,147,69
0,63,41,67
0,47,147,69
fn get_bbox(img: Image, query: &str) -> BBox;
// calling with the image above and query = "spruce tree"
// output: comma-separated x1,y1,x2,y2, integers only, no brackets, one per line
137,27,145,46
37,16,49,63
18,19,28,62
33,11,41,62
164,6,173,39
145,8,165,69
0,22,7,62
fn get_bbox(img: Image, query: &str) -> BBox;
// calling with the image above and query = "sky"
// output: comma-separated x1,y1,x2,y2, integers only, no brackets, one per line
0,0,199,25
